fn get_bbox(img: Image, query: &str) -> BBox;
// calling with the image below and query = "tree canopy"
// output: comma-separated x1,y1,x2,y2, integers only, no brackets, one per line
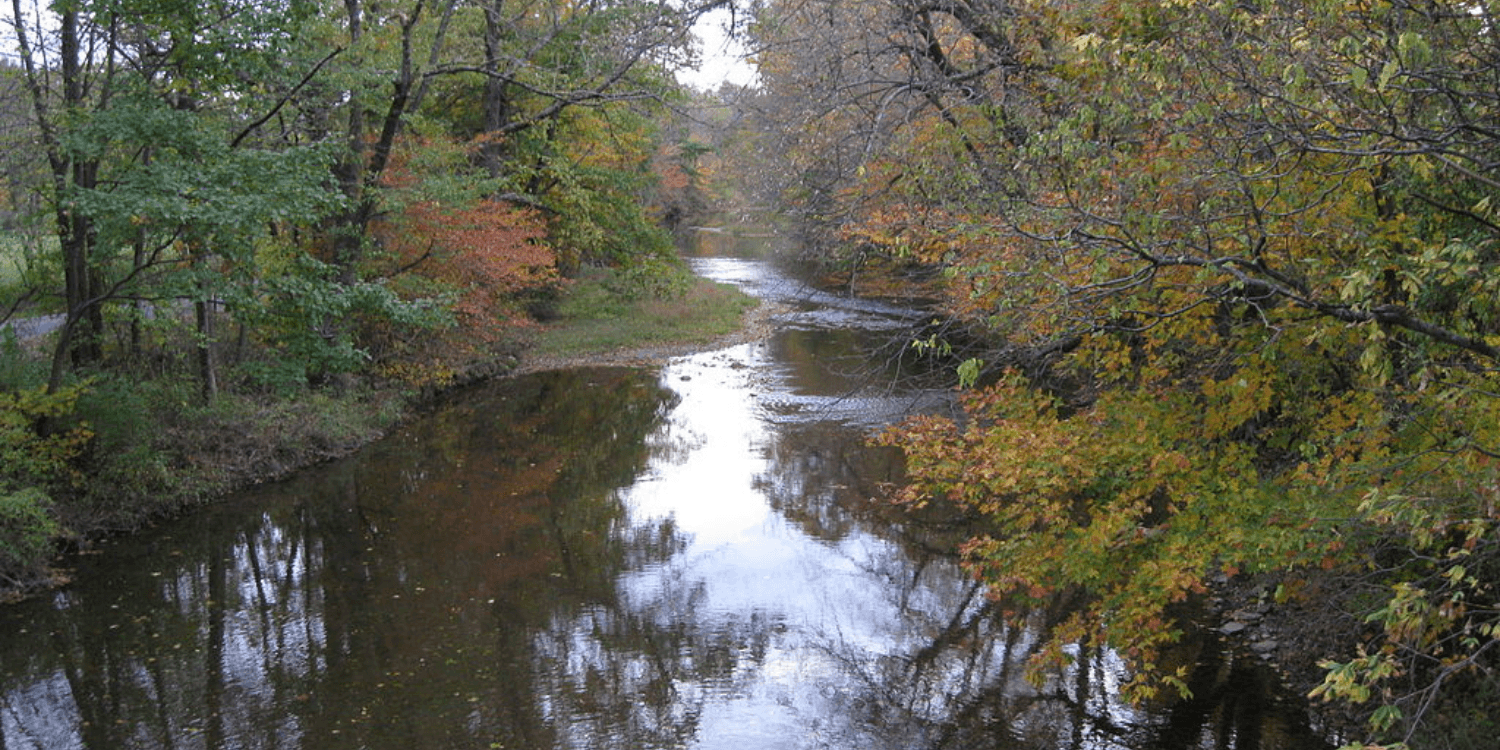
742,0,1500,745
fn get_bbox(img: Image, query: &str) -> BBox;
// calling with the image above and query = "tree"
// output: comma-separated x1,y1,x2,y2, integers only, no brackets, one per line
63,97,345,401
412,0,722,273
752,0,1500,744
9,0,113,379
366,133,556,385
744,0,1035,254
4,0,349,397
0,0,732,593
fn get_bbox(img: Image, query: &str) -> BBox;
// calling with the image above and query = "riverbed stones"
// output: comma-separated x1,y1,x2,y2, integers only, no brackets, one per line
1220,620,1250,636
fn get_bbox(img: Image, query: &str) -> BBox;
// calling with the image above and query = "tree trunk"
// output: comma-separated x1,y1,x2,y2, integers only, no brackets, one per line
12,1,110,392
58,11,107,371
482,0,513,179
195,296,218,404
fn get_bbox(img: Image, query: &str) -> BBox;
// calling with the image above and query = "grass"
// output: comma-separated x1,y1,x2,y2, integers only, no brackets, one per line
529,266,759,359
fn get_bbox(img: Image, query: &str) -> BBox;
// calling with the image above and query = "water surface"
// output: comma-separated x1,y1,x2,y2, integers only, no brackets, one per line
0,244,1332,749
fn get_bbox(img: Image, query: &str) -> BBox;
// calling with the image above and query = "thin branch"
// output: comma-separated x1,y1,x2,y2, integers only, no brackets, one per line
230,46,345,149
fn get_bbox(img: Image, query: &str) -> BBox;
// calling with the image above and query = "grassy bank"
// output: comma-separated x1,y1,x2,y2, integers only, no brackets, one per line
527,266,760,361
1,267,759,600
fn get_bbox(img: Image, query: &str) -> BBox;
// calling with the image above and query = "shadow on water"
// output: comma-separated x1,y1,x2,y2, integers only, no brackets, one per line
0,233,1335,749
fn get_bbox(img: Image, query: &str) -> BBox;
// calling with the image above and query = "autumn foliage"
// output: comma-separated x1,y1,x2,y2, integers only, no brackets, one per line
381,200,554,326
366,139,559,386
373,199,554,384
753,0,1500,743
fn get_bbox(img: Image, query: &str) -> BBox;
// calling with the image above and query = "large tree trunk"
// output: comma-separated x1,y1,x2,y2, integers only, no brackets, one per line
58,11,107,372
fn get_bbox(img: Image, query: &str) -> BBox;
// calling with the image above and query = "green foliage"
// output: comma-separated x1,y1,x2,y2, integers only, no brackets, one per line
518,154,678,273
0,333,46,392
241,255,451,382
0,383,91,581
605,255,692,301
0,233,35,292
0,488,58,582
77,0,316,88
65,95,344,274
0,0,705,594
66,375,178,520
0,231,62,311
0,383,93,492
231,358,317,398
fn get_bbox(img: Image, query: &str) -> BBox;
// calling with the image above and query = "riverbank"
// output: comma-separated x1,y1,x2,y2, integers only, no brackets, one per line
516,297,782,374
516,266,770,373
1,271,765,603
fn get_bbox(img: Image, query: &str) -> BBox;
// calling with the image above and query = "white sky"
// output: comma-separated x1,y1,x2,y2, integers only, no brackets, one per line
678,8,758,91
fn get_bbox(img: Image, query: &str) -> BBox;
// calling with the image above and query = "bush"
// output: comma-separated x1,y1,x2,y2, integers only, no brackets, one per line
1,383,92,489
0,488,59,584
0,331,46,392
232,357,310,398
605,255,692,301
70,376,179,525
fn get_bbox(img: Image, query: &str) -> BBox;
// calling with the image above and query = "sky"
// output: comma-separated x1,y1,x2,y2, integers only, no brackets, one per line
678,8,759,91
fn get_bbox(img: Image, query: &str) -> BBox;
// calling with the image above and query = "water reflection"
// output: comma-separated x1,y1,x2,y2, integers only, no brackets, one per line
2,368,693,749
0,254,1333,750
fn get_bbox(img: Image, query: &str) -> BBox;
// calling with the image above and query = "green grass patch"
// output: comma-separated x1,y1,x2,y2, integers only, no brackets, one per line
530,266,758,358
0,234,27,288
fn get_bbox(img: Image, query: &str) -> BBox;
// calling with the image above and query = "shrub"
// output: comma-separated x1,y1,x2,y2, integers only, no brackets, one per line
0,488,59,585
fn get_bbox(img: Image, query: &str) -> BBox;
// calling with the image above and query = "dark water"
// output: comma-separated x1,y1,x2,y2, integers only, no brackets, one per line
0,233,1334,749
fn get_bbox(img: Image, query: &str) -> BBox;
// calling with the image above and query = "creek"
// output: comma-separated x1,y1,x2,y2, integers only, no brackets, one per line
0,231,1334,749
